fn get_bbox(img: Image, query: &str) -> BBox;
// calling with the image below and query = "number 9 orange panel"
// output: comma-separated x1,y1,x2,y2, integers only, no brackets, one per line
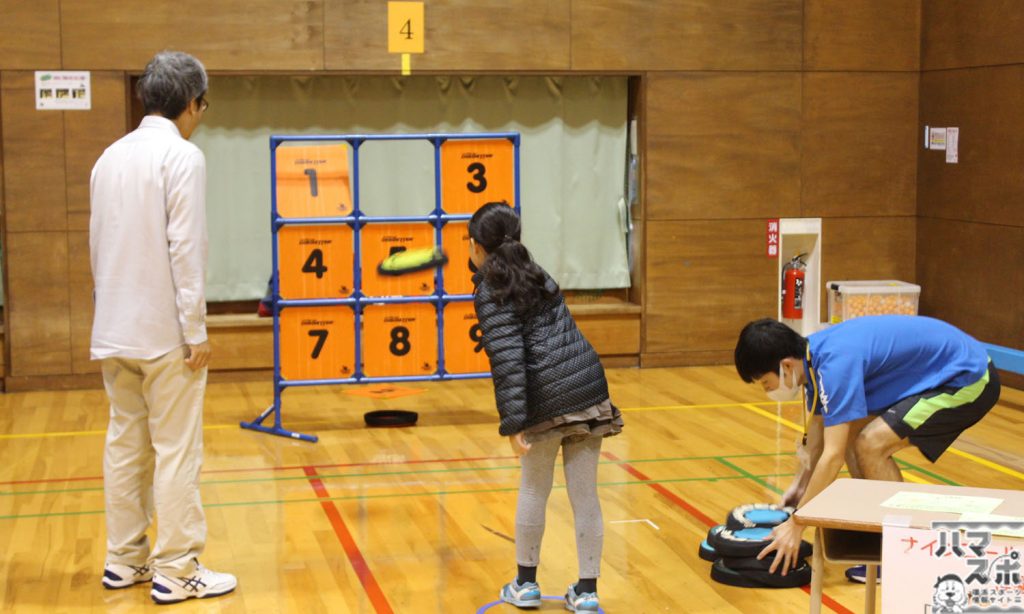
440,139,515,214
278,225,354,299
279,306,355,381
362,303,437,378
276,143,353,218
443,301,489,375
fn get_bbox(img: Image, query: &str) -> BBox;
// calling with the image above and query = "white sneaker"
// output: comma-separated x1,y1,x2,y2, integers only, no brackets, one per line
150,560,237,604
102,562,153,589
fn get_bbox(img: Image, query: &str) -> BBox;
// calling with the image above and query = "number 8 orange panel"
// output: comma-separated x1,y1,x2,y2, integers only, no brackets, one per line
440,139,515,214
362,303,437,378
443,301,489,375
278,225,354,299
276,143,353,218
279,306,355,381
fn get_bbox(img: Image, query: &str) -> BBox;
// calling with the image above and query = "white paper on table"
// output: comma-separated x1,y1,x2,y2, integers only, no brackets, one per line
881,491,1003,515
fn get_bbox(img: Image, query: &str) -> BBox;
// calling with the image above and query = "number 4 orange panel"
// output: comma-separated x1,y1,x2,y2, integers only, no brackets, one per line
276,144,353,218
444,301,489,375
278,225,354,299
440,139,515,214
280,306,355,381
362,303,437,378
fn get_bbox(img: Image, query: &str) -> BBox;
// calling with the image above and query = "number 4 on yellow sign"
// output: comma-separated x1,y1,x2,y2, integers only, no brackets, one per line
388,2,424,54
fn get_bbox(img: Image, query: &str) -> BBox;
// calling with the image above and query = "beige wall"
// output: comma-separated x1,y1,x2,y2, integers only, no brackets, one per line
1,0,930,388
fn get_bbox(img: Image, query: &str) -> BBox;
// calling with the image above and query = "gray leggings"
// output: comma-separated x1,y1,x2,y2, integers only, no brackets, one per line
515,434,603,579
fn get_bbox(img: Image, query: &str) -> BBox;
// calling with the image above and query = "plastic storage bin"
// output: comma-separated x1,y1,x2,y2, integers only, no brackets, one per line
826,280,920,324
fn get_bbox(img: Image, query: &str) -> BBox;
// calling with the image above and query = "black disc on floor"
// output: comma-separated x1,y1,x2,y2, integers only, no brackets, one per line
725,503,794,530
698,539,718,562
722,559,813,588
720,540,812,571
709,526,775,558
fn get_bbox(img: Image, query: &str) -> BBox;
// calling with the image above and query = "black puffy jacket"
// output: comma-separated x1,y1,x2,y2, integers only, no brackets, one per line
473,271,610,436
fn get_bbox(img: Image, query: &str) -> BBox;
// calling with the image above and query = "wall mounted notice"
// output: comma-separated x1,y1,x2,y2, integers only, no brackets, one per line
35,71,91,110
928,127,947,151
946,127,959,163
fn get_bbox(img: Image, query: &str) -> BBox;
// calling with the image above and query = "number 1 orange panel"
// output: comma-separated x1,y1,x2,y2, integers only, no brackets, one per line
280,306,355,381
440,139,515,214
444,301,489,375
276,144,353,218
362,303,437,378
278,225,354,299
360,223,436,297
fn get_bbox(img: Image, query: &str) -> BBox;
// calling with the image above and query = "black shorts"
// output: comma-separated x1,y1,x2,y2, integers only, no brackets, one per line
880,362,1001,462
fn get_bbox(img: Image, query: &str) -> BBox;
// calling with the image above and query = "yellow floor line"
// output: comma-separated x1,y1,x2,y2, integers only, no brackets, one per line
0,423,235,440
946,448,1024,482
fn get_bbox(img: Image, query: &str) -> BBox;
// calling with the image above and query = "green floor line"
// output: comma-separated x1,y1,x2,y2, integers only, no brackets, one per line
0,471,792,520
895,458,961,486
716,458,785,496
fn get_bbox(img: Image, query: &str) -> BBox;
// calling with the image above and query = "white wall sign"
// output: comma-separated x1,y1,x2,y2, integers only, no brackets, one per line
929,127,947,151
35,71,91,110
946,127,959,164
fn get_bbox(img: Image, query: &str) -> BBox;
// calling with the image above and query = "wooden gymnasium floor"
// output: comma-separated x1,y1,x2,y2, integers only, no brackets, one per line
1,366,1022,613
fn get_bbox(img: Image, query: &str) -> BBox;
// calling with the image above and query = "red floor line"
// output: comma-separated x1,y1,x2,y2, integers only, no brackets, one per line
303,466,394,614
0,454,519,487
600,451,855,614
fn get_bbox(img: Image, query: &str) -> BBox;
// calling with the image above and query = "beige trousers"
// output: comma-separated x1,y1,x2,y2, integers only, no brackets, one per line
102,346,206,575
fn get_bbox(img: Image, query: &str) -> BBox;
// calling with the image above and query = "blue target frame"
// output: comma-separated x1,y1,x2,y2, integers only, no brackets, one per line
240,132,521,442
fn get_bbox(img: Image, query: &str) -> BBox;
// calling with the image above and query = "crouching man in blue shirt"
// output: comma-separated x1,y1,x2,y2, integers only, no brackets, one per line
734,316,1000,578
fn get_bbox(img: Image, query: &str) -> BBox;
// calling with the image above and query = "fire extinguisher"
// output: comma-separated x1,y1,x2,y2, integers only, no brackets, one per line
781,253,807,319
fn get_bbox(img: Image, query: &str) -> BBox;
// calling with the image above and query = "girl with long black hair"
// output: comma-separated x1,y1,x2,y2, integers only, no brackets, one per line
468,202,623,613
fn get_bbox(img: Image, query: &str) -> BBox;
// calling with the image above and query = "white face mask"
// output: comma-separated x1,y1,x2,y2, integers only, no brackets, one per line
767,364,801,402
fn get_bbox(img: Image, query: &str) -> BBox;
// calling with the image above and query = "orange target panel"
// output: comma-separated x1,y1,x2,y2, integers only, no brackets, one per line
440,139,515,214
362,303,437,378
276,143,353,218
360,223,436,297
280,306,355,381
444,301,489,375
441,222,476,295
278,225,353,299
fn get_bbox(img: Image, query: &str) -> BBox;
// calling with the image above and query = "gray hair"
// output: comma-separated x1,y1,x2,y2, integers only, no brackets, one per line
136,51,208,120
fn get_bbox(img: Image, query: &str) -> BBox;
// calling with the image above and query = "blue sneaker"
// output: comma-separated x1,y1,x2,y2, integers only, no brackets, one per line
564,583,599,613
500,578,542,608
846,565,881,584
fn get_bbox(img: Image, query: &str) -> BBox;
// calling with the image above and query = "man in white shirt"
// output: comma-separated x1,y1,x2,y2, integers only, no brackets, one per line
90,50,236,604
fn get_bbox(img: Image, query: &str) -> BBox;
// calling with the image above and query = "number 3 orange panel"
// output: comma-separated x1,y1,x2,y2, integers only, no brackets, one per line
362,303,437,378
276,144,353,218
440,139,515,214
280,306,355,381
278,225,354,299
360,223,436,297
444,301,489,375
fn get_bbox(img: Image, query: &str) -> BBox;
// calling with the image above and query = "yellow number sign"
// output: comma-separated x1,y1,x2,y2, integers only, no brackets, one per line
278,225,353,299
388,2,424,54
280,306,355,381
276,143,352,218
440,139,515,214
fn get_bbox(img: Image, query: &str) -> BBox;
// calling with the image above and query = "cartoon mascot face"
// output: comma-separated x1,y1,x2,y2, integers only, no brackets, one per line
932,574,967,613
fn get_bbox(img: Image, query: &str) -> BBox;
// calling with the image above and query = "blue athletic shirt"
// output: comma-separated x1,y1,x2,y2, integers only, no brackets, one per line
803,316,989,427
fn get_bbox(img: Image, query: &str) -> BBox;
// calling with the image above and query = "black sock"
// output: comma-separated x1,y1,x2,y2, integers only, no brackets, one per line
517,565,537,584
576,578,597,594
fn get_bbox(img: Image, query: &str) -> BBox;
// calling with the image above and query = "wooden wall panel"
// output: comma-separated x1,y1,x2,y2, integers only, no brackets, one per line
64,72,128,231
918,66,1024,228
571,0,801,71
644,220,776,355
804,0,920,71
922,0,1024,70
916,218,1023,348
6,232,70,375
820,216,916,320
646,73,801,221
67,231,97,375
60,0,324,70
325,0,570,71
0,0,61,69
1,72,67,232
802,73,918,218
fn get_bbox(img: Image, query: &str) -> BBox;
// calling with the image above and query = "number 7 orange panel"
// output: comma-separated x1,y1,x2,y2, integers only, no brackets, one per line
440,139,515,214
277,225,354,299
279,306,355,381
362,303,437,378
443,301,489,375
276,143,353,218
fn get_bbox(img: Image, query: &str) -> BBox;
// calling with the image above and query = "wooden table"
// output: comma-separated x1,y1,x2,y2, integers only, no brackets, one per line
794,478,1024,614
